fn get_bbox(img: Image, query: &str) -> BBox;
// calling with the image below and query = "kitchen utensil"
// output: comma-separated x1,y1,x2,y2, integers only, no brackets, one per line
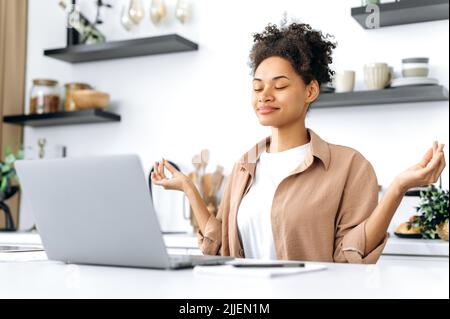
128,0,144,25
200,149,210,174
175,0,191,24
390,77,438,87
94,0,113,25
201,173,219,217
334,70,355,93
402,57,429,78
72,90,110,109
150,0,166,24
192,154,203,197
364,63,390,90
208,165,224,197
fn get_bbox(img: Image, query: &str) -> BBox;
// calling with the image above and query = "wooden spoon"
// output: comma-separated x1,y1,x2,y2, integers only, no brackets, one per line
192,154,203,195
200,149,210,174
208,165,224,197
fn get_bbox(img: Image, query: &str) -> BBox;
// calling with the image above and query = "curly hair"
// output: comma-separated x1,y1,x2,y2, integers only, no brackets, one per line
249,23,337,86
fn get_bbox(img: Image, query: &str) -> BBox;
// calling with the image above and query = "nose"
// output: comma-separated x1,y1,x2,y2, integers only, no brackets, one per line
258,91,274,103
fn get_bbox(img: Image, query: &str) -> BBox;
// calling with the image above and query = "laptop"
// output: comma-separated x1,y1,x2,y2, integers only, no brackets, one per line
15,154,232,269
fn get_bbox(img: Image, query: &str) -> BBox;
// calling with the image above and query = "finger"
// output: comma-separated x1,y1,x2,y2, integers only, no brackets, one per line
164,159,179,174
154,162,161,179
433,141,438,157
418,148,433,168
151,172,162,185
437,156,446,176
424,152,444,177
151,172,160,184
434,152,446,179
159,160,166,179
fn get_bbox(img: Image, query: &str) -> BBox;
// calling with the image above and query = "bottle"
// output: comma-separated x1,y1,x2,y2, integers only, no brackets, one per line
60,0,106,46
66,0,81,46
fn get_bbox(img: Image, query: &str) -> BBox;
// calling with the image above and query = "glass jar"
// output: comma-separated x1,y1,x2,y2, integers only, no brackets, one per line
29,79,61,114
64,82,91,111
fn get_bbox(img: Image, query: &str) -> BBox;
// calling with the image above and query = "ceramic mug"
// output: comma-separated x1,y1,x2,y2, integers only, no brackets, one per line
364,63,390,90
334,70,356,93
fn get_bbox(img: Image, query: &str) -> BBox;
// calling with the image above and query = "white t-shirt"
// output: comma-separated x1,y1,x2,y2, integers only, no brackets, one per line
237,142,310,260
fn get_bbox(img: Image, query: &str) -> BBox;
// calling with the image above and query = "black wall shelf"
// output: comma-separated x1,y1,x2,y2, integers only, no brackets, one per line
44,34,198,63
312,85,448,109
351,0,449,29
2,109,121,127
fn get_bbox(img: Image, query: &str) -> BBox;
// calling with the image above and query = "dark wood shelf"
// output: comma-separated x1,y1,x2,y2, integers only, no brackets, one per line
312,85,448,109
2,109,121,127
44,34,198,63
352,0,449,29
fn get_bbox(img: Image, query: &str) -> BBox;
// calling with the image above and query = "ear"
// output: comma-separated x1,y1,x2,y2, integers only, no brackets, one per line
305,80,320,104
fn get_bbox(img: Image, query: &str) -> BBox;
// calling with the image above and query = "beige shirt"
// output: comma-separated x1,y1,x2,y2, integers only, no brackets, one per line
197,129,388,264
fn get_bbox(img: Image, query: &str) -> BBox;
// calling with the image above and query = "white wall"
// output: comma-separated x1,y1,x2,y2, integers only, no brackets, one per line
20,0,449,234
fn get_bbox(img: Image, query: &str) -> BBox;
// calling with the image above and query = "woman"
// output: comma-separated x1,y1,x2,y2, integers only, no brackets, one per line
151,23,446,264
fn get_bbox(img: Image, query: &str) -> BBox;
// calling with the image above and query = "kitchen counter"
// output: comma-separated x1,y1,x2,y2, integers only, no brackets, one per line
0,231,448,256
0,231,449,257
0,232,448,298
0,253,447,298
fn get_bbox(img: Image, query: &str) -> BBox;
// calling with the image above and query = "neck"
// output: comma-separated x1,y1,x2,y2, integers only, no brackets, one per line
268,121,309,153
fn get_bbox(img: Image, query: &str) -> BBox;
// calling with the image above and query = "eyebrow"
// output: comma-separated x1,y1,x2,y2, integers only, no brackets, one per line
253,75,290,81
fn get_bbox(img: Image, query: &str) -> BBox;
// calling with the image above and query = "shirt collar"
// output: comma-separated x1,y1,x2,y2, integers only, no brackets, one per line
239,128,330,176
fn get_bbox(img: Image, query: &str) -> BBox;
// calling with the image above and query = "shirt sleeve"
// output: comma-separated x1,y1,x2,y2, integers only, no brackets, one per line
197,163,236,256
333,153,388,264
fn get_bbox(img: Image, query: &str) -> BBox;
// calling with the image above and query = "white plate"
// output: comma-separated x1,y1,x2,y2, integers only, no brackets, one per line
391,77,439,87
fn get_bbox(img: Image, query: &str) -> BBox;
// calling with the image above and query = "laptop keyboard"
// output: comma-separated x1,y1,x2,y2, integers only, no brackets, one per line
168,254,233,267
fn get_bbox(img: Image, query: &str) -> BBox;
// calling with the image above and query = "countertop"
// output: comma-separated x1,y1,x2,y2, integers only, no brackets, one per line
0,232,448,298
0,231,449,256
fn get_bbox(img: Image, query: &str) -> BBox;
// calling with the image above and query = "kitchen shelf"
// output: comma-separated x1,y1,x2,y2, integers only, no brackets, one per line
2,109,121,127
43,34,198,63
312,85,448,108
351,0,449,29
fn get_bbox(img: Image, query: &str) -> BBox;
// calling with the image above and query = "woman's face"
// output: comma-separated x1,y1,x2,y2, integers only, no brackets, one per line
252,56,318,128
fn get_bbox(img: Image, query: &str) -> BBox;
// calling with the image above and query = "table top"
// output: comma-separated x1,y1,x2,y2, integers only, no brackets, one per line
1,233,448,298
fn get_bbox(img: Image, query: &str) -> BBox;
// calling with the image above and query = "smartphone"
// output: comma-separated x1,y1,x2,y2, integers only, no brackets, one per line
229,261,305,268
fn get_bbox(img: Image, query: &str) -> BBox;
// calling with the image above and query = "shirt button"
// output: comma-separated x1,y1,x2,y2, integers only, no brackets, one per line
239,249,244,257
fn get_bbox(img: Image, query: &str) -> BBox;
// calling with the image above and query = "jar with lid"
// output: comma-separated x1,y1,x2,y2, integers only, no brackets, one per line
64,82,92,111
29,79,61,114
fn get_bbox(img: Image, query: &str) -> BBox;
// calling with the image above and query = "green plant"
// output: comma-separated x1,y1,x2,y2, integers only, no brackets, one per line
410,185,449,239
0,146,24,201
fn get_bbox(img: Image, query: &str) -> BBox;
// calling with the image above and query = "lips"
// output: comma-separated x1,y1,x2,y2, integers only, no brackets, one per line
257,106,280,114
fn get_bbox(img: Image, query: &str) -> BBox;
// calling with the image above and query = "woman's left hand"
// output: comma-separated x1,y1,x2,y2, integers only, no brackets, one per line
394,141,446,194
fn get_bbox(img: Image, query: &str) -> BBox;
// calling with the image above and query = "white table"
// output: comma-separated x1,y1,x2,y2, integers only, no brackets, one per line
1,232,448,299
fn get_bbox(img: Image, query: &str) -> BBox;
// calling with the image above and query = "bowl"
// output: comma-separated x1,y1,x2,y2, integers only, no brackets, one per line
402,57,429,78
72,90,110,110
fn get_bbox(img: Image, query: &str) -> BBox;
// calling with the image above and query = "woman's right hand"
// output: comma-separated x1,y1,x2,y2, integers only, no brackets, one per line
151,158,191,193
